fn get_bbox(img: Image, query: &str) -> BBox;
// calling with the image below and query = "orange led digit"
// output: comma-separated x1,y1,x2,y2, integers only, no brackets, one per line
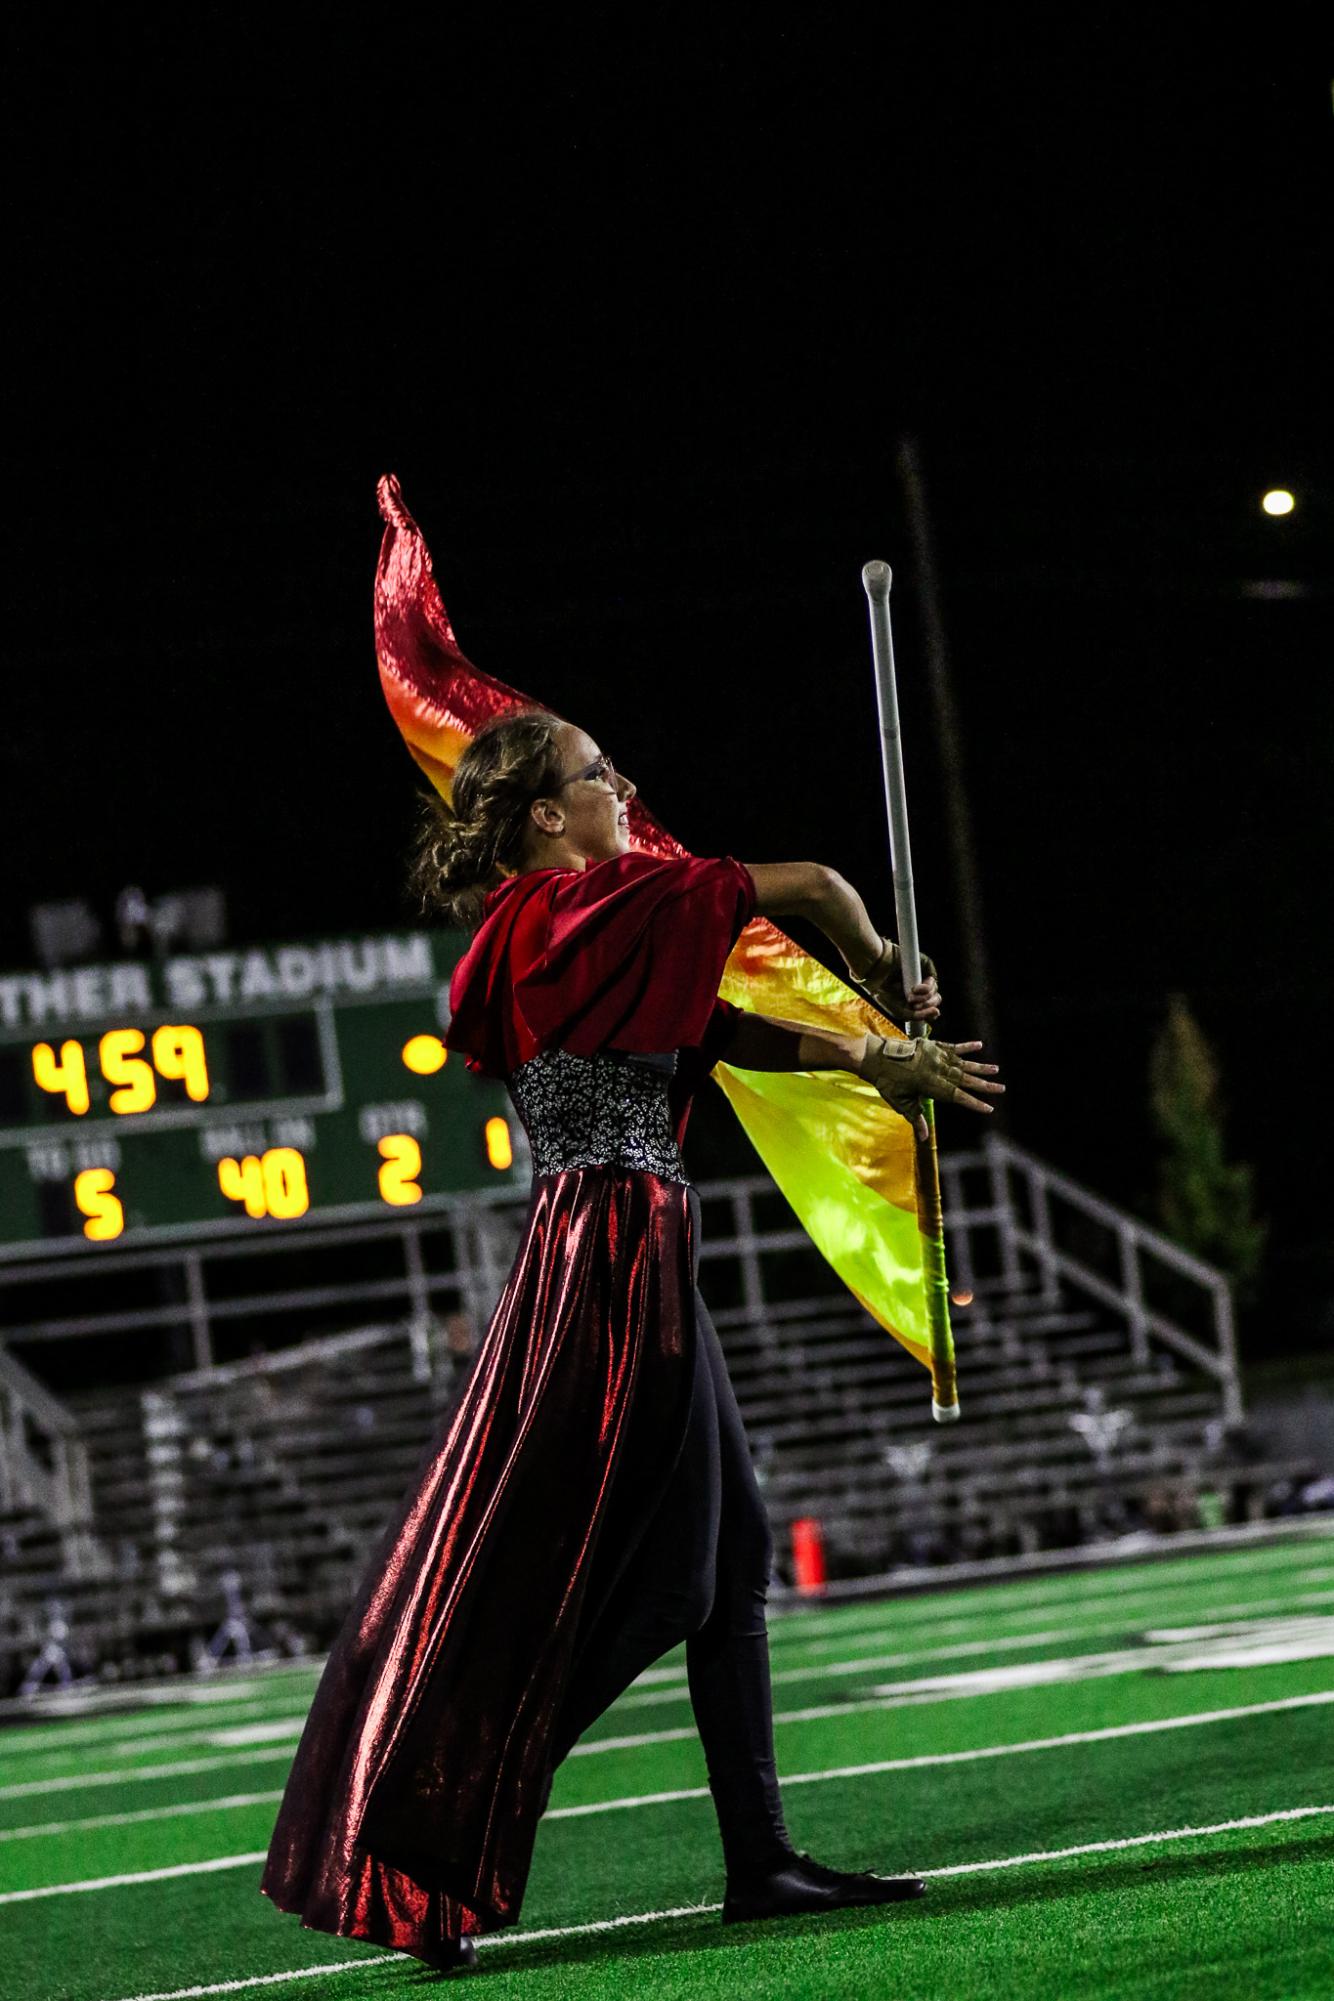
377,1133,423,1205
218,1154,268,1218
74,1167,125,1241
152,1024,210,1102
484,1117,513,1171
262,1147,310,1219
32,1040,90,1115
100,1028,157,1115
401,1034,447,1076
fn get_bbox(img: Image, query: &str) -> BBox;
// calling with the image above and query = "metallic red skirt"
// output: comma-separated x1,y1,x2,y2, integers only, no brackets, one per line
260,1167,699,1965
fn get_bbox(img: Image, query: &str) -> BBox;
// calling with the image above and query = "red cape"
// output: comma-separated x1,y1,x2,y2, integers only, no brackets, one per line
447,849,757,1107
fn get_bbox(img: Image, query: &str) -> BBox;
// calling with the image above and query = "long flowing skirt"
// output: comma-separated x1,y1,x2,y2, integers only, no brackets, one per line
260,1166,700,1965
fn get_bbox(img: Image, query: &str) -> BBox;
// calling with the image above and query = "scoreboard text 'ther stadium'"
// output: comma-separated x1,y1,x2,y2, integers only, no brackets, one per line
0,932,527,1257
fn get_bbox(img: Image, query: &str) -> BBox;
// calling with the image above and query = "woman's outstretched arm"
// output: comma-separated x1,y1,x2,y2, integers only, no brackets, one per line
721,1007,1004,1138
741,862,939,1022
724,1011,868,1075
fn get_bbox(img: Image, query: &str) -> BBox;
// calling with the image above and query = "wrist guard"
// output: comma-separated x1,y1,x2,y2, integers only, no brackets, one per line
851,939,937,1025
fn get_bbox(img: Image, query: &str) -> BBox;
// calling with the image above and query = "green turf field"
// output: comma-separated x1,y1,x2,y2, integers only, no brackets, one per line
4,1526,1333,1999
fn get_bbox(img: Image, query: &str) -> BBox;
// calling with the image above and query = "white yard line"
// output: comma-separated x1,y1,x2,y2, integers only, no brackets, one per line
7,1691,1331,1880
861,1623,1334,1702
1,1682,315,1756
0,1744,299,1801
8,1578,1324,1775
622,1627,1092,1704
572,1682,1334,1758
0,1791,285,1844
109,1956,407,1999
0,1690,317,1763
922,1805,1334,1878
1,1851,270,1903
8,1615,1333,1800
9,1687,1332,1842
623,1611,1334,1705
3,1563,1326,1771
3,1587,1294,1772
100,1805,1334,2001
0,1629,1168,1790
5,1568,1328,1776
548,1691,1334,1819
0,1718,308,1774
761,1540,1334,1642
763,1582,1334,1659
6,1542,1327,1762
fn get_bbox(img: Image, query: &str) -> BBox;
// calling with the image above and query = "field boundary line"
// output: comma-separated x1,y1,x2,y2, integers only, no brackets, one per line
108,1957,405,2000
0,1850,268,1905
11,1692,1331,1882
763,1583,1334,1662
575,1682,1334,1756
622,1609,1334,1704
102,1805,1334,2001
0,1744,298,1801
795,1515,1334,1605
8,1523,1332,1741
0,1790,285,1845
2,1557,1322,1764
925,1804,1334,1877
9,1592,1330,1793
548,1690,1334,1817
0,1696,313,1764
7,1630,1320,1798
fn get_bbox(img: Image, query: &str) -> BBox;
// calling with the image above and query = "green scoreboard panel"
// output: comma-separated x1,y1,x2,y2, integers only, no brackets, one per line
0,931,529,1259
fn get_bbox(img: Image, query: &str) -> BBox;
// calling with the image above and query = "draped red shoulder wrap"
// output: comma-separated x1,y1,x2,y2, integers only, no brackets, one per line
260,847,755,1961
448,848,755,1096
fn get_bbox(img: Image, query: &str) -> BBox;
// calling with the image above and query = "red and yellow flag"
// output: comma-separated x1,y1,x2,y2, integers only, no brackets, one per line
374,475,955,1407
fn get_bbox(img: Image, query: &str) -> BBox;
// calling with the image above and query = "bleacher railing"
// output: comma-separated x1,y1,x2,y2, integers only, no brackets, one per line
939,1135,1242,1423
0,1140,1281,1693
1,1138,1240,1423
0,1341,101,1574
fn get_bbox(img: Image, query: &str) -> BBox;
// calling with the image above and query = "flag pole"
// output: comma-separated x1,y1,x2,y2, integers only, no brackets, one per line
862,559,959,1424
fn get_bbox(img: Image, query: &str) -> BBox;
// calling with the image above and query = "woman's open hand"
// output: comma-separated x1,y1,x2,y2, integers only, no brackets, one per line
858,1033,1003,1141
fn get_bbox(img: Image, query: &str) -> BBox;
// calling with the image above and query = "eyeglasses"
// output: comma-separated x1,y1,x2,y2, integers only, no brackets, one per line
559,752,617,790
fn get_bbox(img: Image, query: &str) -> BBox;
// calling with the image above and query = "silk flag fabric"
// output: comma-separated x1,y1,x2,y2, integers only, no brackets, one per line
374,474,955,1403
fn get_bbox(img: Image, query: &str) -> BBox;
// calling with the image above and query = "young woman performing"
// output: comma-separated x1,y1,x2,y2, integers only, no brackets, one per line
261,710,1002,1974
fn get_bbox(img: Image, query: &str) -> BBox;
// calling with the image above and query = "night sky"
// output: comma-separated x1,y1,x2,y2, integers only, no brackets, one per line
7,20,1332,1347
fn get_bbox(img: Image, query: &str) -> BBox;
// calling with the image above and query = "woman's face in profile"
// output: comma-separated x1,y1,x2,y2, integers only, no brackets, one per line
548,722,636,863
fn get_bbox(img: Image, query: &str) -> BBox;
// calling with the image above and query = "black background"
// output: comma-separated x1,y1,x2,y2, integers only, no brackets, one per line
6,16,1331,1352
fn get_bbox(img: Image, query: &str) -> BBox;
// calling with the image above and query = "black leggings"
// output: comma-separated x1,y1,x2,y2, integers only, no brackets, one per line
545,1190,793,1879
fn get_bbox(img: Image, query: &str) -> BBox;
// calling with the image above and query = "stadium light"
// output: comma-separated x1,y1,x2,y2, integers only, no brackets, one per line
1261,489,1295,516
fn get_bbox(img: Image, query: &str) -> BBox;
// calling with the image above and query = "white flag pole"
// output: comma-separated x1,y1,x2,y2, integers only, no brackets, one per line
862,559,959,1423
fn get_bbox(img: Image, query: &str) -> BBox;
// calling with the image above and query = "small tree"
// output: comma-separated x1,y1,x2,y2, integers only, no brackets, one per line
1148,994,1267,1301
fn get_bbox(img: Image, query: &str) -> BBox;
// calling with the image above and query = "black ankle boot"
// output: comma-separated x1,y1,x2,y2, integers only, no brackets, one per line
722,1849,927,1924
428,1933,479,1974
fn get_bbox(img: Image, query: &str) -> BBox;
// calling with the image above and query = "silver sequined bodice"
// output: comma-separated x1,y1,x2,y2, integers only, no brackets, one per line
505,1048,685,1181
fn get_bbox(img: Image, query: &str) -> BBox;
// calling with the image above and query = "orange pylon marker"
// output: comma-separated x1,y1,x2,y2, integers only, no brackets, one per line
791,1516,827,1595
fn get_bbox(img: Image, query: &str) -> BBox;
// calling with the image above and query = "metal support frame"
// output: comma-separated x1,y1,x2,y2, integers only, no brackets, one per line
2,1146,1242,1415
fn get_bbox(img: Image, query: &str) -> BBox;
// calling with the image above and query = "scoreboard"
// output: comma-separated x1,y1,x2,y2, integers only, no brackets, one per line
0,930,529,1259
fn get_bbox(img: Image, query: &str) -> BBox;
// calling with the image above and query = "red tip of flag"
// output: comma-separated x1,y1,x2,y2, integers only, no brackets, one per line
377,473,416,533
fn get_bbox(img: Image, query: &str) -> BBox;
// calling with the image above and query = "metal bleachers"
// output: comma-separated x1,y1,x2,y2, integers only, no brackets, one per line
0,1134,1324,1696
